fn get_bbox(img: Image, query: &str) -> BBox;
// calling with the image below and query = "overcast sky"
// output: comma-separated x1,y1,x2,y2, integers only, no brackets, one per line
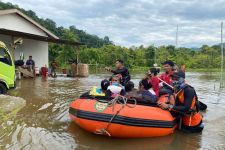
2,0,225,47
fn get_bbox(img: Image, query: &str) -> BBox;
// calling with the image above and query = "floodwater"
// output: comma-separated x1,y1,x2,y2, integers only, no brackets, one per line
1,72,225,150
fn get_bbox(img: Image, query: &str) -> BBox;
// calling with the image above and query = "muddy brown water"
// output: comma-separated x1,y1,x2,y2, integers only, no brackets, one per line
1,72,225,150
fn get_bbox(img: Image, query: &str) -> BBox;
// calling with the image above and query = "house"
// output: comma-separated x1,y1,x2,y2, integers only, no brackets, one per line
0,9,82,70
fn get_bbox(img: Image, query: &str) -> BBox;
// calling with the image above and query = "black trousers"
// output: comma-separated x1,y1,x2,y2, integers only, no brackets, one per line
182,121,204,133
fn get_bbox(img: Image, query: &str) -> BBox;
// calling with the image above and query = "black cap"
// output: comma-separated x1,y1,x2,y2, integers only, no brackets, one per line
171,71,185,79
116,59,124,64
101,79,110,91
161,60,174,67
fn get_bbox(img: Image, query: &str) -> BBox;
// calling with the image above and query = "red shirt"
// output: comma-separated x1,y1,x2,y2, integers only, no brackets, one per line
150,76,160,96
160,71,174,85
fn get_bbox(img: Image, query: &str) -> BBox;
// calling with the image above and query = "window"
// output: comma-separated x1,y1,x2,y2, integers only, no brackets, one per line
0,47,12,66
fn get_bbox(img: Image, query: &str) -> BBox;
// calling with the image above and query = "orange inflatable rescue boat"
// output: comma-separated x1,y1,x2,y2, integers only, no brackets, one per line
69,90,177,138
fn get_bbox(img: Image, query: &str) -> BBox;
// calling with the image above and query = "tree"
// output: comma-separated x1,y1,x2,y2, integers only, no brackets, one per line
145,45,155,66
0,1,223,69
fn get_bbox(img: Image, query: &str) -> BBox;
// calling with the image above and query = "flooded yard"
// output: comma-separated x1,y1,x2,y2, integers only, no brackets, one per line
1,72,225,150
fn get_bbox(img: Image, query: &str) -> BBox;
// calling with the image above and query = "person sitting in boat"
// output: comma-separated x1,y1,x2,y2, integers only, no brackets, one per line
148,68,160,97
88,79,110,97
106,75,126,97
125,81,139,98
125,81,135,92
158,71,204,133
105,59,131,86
159,60,175,95
132,79,157,103
101,79,110,93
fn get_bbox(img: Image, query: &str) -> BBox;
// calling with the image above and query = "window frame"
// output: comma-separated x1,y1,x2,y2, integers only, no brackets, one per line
0,47,13,66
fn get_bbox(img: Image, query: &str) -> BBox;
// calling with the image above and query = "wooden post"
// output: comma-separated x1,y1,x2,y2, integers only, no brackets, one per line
76,46,79,76
11,36,15,60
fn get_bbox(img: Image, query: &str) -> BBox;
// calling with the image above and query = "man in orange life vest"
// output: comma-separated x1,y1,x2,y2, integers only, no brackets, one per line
158,71,204,133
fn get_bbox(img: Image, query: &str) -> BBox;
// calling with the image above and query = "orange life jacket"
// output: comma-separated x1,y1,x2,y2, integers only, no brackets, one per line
176,86,202,127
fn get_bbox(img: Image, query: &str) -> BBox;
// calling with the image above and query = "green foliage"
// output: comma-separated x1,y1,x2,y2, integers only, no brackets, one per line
77,44,224,69
0,2,113,47
0,2,224,69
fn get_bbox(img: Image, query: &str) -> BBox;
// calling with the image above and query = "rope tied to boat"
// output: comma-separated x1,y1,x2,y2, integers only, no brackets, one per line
108,95,137,111
94,95,137,136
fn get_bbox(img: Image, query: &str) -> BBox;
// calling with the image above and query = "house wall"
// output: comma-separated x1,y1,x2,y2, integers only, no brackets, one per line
0,34,12,50
0,13,47,37
0,34,49,69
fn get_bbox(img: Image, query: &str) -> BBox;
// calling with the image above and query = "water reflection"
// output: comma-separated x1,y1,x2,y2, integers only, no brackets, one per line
68,123,175,150
0,72,224,149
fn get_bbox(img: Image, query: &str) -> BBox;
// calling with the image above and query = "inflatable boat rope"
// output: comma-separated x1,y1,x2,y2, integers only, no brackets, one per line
94,95,137,136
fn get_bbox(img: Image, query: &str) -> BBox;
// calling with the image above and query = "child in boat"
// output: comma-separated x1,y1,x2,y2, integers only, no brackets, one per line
125,81,138,97
101,79,110,93
125,81,135,92
106,75,126,97
129,79,157,103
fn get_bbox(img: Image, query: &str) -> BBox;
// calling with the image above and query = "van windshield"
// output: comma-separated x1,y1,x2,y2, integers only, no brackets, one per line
0,47,12,66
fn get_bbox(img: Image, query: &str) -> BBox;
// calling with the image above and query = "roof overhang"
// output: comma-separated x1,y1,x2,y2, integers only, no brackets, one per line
0,28,84,46
0,9,59,39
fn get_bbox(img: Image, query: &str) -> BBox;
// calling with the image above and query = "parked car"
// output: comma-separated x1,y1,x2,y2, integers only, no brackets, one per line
0,41,15,94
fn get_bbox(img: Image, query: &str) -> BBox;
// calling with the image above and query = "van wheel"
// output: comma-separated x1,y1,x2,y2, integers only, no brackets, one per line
0,83,7,94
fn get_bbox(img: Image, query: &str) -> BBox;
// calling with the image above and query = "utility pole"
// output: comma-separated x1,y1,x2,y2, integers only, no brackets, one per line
220,22,224,88
154,46,156,64
176,24,178,48
153,44,157,67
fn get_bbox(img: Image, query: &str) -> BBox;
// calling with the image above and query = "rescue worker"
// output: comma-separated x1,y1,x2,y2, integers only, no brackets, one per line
105,59,130,86
160,60,174,85
159,60,175,95
158,71,204,133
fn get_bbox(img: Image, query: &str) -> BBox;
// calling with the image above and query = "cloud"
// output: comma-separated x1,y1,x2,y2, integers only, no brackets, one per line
2,0,225,47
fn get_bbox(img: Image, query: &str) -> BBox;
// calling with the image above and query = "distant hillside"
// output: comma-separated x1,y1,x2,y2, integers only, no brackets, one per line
0,2,223,69
213,43,225,48
191,47,200,51
0,2,113,48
